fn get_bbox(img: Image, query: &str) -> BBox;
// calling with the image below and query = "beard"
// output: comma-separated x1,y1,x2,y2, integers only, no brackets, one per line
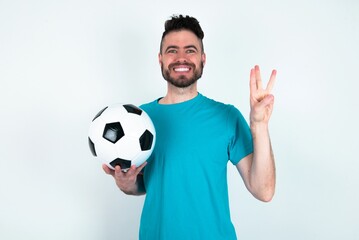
161,61,204,88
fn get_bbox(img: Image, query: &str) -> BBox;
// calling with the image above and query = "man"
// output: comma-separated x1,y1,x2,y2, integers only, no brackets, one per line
103,14,276,239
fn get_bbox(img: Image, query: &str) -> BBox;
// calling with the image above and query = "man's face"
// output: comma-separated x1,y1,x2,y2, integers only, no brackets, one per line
159,30,206,88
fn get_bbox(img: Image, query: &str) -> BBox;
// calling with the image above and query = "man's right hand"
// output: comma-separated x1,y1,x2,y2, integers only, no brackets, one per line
102,162,147,195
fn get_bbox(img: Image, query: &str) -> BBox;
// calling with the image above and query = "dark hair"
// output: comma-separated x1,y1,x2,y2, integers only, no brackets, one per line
160,15,205,53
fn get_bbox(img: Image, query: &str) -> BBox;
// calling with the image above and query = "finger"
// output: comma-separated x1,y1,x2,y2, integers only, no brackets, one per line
135,161,147,175
114,165,124,179
266,69,277,93
249,68,257,96
115,165,122,172
255,65,263,90
102,164,114,176
257,94,275,109
126,165,137,175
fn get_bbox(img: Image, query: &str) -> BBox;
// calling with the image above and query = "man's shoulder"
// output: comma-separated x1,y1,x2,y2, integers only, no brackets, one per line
201,94,237,112
139,99,158,110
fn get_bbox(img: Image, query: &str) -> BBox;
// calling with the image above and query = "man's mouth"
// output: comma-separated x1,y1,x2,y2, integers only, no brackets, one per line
173,66,191,72
170,62,195,73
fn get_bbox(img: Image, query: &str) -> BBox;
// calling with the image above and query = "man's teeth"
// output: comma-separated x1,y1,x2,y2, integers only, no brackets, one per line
174,67,190,72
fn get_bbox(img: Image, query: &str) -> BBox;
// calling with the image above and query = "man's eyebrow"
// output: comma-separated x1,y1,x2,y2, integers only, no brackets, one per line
165,45,179,52
164,45,198,52
184,45,198,50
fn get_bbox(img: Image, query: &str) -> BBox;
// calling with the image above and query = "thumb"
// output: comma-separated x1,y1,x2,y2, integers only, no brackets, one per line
102,164,114,176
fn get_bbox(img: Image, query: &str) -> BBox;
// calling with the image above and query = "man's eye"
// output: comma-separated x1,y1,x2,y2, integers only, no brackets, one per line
167,49,177,53
186,49,196,53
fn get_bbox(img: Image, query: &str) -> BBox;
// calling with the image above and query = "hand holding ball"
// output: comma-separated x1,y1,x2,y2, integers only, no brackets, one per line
88,103,156,171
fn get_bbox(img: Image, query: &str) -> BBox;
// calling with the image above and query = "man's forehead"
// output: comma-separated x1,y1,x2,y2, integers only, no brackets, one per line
162,30,201,48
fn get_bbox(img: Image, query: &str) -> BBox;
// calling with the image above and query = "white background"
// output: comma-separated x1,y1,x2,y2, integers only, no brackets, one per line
1,0,358,239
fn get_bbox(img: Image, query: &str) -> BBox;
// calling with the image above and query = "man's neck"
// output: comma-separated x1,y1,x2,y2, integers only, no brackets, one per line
159,84,198,104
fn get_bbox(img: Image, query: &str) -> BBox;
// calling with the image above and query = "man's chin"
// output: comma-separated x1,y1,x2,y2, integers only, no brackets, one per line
166,77,198,88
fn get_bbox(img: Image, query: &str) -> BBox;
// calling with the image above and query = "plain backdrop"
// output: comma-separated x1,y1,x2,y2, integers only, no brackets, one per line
1,0,358,239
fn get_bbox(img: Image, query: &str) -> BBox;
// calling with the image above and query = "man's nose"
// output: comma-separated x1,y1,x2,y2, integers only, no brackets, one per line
175,51,188,62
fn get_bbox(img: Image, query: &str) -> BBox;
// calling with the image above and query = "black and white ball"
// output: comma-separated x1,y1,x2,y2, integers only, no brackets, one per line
88,103,155,171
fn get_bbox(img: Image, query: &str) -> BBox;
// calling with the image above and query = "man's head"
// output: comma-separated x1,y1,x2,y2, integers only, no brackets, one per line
160,15,204,54
159,15,206,88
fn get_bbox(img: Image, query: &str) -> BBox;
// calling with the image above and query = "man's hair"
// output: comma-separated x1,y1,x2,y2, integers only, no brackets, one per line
160,15,205,53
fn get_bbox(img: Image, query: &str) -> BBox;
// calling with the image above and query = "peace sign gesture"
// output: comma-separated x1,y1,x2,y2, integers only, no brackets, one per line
249,65,277,125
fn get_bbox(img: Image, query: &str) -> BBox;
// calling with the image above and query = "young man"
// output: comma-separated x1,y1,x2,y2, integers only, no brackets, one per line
103,15,276,239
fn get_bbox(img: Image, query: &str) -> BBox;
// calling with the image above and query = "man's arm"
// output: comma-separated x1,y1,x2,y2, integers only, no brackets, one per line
103,162,147,195
236,129,275,202
236,65,276,202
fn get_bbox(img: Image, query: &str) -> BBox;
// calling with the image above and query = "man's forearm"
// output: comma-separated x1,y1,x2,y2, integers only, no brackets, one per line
250,122,276,202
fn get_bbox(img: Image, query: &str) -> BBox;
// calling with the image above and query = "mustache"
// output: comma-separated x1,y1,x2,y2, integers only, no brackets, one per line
168,62,195,69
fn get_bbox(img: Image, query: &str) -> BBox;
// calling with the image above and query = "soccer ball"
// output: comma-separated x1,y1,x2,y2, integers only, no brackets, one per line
88,103,156,171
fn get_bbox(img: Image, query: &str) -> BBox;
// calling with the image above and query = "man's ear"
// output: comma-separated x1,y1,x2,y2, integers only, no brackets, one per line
158,53,162,66
202,52,206,67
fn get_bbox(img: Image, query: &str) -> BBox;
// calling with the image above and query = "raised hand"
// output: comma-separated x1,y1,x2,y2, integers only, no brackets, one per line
249,65,277,124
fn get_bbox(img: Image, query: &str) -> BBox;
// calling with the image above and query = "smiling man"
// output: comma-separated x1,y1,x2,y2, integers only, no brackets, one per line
159,29,205,91
103,14,277,240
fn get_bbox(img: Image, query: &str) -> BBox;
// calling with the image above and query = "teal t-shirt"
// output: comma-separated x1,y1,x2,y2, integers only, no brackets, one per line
139,93,253,240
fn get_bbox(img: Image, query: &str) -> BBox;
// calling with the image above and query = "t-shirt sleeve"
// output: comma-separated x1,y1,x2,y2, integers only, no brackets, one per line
227,105,253,165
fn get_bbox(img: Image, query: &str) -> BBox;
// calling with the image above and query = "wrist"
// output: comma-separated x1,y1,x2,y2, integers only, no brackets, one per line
120,184,140,195
250,122,269,134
